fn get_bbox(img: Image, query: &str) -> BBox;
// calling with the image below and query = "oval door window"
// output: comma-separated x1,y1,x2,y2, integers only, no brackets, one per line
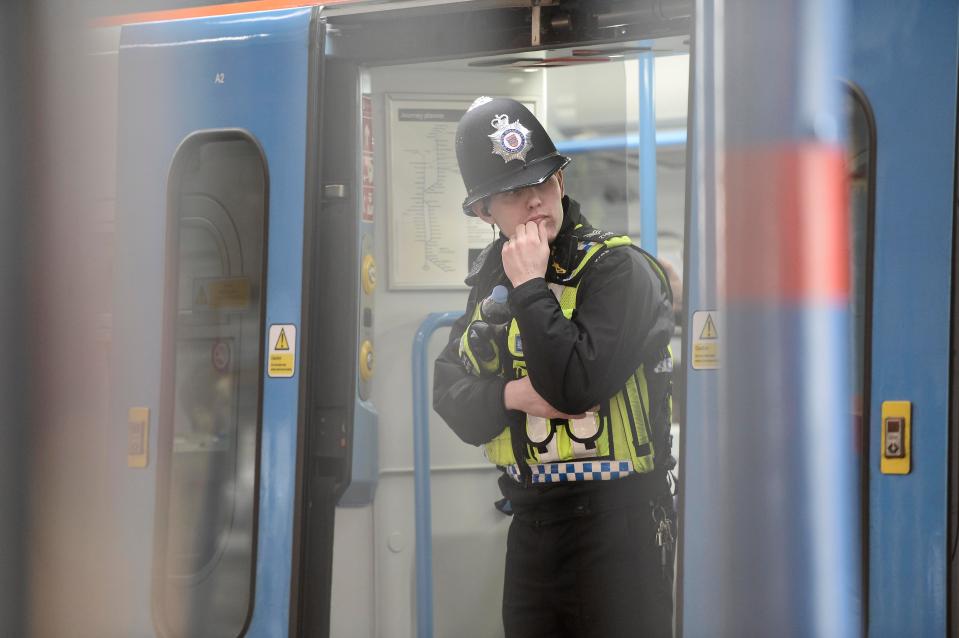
154,131,268,638
843,84,876,582
844,84,875,441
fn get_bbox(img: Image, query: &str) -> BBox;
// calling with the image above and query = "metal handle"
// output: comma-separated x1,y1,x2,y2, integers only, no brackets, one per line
411,311,463,638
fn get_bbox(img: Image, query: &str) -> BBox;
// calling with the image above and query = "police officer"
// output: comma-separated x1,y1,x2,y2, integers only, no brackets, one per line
433,96,676,638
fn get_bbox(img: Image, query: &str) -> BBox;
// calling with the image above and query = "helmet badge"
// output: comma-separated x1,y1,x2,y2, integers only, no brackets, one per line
469,96,494,111
488,113,533,164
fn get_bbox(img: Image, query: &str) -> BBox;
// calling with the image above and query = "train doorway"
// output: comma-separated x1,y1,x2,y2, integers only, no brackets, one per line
318,3,691,637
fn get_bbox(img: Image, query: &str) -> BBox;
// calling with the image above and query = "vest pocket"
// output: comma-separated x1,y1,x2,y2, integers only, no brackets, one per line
526,414,607,463
483,427,514,466
525,415,554,448
565,412,602,446
525,416,559,462
564,412,606,459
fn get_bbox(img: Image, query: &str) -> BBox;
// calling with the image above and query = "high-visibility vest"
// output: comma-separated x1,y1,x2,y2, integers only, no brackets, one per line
478,228,672,476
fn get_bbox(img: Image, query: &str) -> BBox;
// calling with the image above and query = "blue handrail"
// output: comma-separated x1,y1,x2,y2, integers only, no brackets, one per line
411,311,463,638
553,128,686,154
638,48,658,257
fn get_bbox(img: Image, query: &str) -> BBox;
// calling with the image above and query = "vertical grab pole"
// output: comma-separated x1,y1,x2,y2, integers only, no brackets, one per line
411,311,462,638
718,1,859,636
639,47,658,256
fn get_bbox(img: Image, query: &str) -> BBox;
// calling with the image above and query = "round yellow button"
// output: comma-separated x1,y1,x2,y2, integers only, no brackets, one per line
362,254,376,295
359,340,374,381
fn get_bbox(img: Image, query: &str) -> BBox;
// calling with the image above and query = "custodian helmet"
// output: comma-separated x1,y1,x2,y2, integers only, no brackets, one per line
455,96,570,215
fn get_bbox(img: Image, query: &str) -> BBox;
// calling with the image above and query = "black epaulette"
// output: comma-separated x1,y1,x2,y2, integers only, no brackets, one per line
545,225,631,288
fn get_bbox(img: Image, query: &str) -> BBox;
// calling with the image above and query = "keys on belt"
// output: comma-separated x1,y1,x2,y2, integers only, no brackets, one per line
652,502,675,580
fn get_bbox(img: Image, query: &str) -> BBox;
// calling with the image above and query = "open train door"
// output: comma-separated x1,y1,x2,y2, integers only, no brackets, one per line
112,7,360,636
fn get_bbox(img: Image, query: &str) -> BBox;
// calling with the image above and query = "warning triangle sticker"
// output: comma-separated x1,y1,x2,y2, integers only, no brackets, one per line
275,328,290,351
195,286,208,306
700,313,718,340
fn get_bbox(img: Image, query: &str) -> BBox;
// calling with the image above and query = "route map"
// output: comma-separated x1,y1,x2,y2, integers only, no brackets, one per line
388,97,507,289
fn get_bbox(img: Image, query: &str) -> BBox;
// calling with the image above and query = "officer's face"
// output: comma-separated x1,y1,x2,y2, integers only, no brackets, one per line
474,171,565,243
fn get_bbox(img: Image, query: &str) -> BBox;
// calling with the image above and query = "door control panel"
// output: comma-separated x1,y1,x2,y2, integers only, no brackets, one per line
880,400,911,475
884,418,904,458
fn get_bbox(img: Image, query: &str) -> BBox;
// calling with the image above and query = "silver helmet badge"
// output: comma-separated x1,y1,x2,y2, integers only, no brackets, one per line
488,113,532,163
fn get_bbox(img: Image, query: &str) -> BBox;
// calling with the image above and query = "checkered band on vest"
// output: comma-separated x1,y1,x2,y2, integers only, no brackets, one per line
506,460,634,484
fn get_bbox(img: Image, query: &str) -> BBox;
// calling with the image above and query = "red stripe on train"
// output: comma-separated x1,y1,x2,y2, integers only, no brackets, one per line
92,0,360,28
724,144,849,302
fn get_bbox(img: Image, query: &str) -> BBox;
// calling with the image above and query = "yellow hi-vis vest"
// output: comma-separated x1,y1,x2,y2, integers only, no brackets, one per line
479,231,671,475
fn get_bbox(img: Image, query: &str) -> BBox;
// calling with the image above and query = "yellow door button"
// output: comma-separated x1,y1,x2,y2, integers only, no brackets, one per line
880,400,911,475
359,340,374,381
362,254,376,295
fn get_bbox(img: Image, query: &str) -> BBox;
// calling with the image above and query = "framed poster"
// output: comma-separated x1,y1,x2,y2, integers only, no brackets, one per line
386,94,538,289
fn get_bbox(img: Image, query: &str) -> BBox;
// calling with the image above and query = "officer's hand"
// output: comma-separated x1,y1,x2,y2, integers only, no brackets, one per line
502,220,549,287
503,376,585,419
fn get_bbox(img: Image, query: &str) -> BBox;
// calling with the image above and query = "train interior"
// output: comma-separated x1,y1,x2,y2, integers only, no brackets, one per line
333,38,689,638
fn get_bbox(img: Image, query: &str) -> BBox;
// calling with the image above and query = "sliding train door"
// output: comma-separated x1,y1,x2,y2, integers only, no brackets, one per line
846,1,959,634
112,8,350,637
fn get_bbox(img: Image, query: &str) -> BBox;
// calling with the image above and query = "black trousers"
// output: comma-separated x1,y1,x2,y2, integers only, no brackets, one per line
501,480,674,638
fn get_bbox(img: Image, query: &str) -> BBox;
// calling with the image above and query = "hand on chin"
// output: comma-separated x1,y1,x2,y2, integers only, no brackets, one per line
502,220,550,287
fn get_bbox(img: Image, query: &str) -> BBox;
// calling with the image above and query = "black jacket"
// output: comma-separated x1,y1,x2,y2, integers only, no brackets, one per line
432,197,674,503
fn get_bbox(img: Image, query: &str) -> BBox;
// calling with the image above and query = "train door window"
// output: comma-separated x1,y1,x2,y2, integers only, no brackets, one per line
844,84,876,600
845,85,875,443
154,131,268,638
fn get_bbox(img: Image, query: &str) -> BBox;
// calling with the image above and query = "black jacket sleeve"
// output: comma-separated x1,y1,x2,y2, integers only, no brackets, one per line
509,247,673,415
432,288,511,446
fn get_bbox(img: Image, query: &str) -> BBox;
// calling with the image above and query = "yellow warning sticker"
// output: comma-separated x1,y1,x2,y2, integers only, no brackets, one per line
699,313,718,340
193,277,251,311
691,311,719,370
268,324,296,378
275,328,290,351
